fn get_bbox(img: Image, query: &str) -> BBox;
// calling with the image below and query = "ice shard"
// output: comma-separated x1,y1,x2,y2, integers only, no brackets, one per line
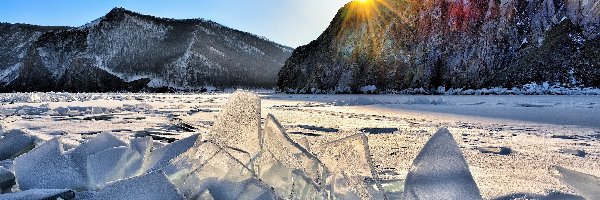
209,92,262,163
317,133,386,199
551,166,600,200
254,114,328,199
0,189,75,200
164,141,278,200
81,171,185,200
402,128,482,200
130,137,153,158
86,147,144,189
0,167,15,191
0,130,35,160
14,138,86,190
67,132,127,184
144,134,199,173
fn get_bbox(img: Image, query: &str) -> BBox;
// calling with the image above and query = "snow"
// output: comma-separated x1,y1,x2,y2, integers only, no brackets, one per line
359,85,377,93
402,128,482,200
0,130,35,160
0,189,75,200
81,171,185,200
551,166,600,200
14,138,86,190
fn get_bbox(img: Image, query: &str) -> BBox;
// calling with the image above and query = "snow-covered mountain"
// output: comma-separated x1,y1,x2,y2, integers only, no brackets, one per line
278,0,600,93
0,8,293,92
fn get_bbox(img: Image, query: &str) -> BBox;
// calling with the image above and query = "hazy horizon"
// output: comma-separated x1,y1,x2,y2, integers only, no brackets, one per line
0,0,353,48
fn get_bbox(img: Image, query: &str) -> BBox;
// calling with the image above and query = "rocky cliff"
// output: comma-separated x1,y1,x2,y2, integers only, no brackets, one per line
1,8,293,92
278,0,600,93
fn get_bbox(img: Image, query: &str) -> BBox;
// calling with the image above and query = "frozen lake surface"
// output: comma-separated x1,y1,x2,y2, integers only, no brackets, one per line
0,92,599,199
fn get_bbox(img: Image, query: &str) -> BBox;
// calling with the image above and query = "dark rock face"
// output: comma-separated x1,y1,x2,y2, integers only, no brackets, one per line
0,8,293,92
278,0,600,93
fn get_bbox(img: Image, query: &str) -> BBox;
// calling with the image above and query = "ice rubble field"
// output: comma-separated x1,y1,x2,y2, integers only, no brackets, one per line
0,92,599,200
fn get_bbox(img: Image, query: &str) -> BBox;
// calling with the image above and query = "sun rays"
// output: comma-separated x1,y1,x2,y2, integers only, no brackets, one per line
335,0,398,59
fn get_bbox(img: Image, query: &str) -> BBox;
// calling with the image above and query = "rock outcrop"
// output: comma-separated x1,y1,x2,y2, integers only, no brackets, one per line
278,0,600,93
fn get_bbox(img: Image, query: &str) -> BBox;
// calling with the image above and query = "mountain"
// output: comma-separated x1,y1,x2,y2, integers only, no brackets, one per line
278,0,600,93
0,8,293,92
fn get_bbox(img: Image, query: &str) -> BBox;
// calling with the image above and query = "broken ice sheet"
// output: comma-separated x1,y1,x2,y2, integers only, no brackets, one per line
254,114,329,199
316,133,386,199
80,171,185,200
208,92,262,163
163,141,278,200
402,128,482,200
143,134,199,173
551,166,600,200
0,130,35,161
0,166,15,191
86,146,144,189
67,132,128,185
14,138,86,191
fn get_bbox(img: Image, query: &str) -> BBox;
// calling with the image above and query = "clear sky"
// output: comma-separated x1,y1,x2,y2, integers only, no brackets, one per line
0,0,353,48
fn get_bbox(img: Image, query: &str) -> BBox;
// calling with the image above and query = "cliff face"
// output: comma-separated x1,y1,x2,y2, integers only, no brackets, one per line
1,8,293,92
278,0,600,93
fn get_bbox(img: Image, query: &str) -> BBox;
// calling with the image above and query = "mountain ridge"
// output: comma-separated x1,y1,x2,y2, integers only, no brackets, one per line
0,7,293,92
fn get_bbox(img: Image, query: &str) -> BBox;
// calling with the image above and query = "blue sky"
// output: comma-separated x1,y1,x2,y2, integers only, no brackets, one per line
0,0,352,47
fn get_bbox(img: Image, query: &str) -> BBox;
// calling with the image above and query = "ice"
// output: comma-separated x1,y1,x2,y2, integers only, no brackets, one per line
121,103,154,112
86,147,144,189
405,97,448,105
130,136,153,158
0,167,15,191
0,189,75,200
316,134,386,199
0,130,35,160
551,166,600,200
402,128,482,200
0,125,6,136
332,97,381,106
81,171,185,200
254,114,328,198
14,138,86,190
164,141,278,200
53,106,110,116
198,190,215,200
209,92,262,163
67,132,128,183
11,105,50,116
144,134,199,173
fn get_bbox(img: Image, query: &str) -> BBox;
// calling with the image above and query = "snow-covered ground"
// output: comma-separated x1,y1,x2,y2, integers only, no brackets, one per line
1,92,599,199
